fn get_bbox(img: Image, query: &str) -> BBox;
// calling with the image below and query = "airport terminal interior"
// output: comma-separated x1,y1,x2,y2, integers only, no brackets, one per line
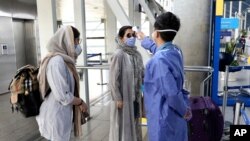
1,0,250,141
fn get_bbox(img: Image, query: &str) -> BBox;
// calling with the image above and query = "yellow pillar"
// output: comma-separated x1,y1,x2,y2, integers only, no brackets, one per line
216,0,224,16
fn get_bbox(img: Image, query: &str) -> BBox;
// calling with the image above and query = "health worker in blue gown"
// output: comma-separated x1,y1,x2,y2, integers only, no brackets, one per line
136,12,192,141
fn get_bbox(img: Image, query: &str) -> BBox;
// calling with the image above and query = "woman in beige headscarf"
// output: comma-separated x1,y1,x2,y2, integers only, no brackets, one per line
36,26,87,141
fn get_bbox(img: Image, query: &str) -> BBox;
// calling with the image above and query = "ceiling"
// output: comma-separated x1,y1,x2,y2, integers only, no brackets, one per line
56,0,128,22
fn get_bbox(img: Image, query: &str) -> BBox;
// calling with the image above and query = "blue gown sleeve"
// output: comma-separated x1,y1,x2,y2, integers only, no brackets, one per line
141,37,157,54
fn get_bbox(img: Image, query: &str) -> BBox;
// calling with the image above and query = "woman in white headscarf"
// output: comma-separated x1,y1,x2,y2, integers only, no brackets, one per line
36,26,88,141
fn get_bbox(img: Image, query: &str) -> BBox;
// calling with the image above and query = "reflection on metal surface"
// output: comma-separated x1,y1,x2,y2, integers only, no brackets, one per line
12,0,37,19
0,10,11,17
0,17,16,94
0,0,11,17
0,0,37,19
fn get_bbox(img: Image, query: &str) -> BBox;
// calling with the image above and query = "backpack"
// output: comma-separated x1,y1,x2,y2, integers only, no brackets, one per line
8,65,43,117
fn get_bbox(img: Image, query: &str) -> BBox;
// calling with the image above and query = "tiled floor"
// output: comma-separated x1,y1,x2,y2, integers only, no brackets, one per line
34,94,147,141
1,89,249,141
0,93,40,141
32,96,111,141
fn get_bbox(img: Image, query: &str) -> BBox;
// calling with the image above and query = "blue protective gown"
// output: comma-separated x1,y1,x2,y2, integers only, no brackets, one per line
142,37,190,141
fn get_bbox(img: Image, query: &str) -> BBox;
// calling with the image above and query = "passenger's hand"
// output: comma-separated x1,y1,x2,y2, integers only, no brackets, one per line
79,100,88,113
136,31,145,40
183,108,192,121
116,100,123,109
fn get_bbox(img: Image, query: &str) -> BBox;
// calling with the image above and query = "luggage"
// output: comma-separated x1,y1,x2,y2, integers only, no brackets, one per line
8,65,43,117
188,96,224,141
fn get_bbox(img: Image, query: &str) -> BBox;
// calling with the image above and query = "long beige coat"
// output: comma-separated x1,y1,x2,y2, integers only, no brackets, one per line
109,48,143,141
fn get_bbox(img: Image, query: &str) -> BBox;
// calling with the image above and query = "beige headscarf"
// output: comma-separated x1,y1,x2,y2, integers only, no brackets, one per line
37,25,83,137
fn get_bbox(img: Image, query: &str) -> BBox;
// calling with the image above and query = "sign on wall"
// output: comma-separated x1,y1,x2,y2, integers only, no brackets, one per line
221,18,239,29
1,44,8,55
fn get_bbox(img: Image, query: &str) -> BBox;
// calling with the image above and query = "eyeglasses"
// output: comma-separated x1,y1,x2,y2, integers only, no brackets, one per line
76,38,82,44
126,32,136,38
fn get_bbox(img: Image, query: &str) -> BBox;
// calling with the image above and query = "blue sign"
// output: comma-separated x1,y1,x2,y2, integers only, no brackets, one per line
221,31,232,37
221,18,239,29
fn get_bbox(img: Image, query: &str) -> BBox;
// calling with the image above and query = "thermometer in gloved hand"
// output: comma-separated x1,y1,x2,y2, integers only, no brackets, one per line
132,26,140,32
132,26,142,40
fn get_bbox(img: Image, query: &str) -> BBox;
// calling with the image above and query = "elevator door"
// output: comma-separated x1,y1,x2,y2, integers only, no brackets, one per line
13,19,37,69
13,19,26,69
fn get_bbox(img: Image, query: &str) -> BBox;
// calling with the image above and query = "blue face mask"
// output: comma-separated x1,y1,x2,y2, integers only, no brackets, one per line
74,44,82,56
125,37,136,47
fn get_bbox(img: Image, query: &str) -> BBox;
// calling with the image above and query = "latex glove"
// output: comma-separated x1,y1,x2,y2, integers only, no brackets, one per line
183,108,192,121
136,31,146,40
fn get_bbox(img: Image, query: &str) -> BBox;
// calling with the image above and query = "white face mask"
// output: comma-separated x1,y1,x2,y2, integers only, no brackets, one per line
156,29,177,33
152,29,178,43
151,31,157,43
74,44,82,56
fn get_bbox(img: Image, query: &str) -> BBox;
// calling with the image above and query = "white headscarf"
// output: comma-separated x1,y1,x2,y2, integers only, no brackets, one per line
37,25,83,137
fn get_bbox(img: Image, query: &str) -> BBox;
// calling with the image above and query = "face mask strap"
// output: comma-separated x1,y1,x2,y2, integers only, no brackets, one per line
156,29,177,33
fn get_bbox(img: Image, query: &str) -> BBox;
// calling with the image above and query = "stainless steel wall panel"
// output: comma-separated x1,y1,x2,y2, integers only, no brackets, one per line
0,0,38,94
0,55,16,93
0,0,37,19
13,19,26,69
24,21,38,66
0,0,11,17
35,20,41,65
0,17,16,94
12,0,37,19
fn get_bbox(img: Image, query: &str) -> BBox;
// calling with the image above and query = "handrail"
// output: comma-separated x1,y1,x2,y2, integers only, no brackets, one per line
184,66,213,97
77,65,214,72
184,66,214,72
76,65,109,70
87,53,102,59
76,65,213,96
241,109,250,125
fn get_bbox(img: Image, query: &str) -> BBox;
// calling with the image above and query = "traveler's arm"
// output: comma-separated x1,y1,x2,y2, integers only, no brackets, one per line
136,31,157,54
47,57,75,106
141,37,158,54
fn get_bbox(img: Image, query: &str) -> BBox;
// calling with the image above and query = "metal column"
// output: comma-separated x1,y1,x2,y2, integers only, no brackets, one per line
212,16,222,105
137,0,155,25
36,0,57,59
74,0,90,115
104,0,117,57
129,0,141,26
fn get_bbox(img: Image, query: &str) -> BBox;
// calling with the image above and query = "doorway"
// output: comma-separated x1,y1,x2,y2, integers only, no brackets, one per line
13,19,38,69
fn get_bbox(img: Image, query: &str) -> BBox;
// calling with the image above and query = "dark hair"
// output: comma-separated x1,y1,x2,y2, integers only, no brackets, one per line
154,12,180,42
71,26,80,39
118,26,132,38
